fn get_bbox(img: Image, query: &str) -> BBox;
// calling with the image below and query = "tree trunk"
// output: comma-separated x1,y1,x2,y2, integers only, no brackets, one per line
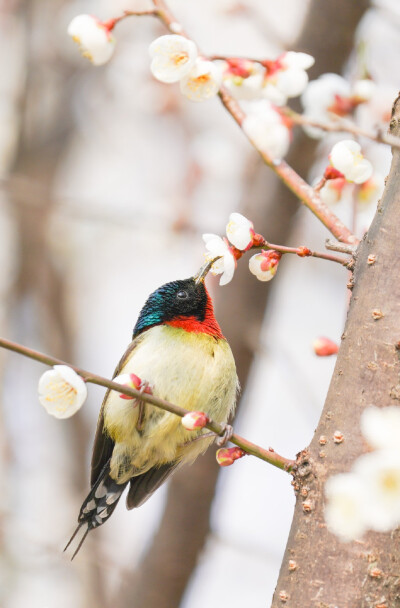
271,96,400,608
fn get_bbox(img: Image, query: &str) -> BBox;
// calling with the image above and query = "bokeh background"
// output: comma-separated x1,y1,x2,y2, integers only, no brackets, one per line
0,0,398,606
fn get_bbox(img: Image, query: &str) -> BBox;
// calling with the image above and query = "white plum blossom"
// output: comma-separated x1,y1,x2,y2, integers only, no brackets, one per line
242,100,291,160
325,473,369,541
249,250,280,282
180,59,222,102
38,365,87,419
263,51,314,106
330,140,373,184
354,449,400,532
223,61,264,101
149,35,197,83
68,15,115,66
202,234,236,286
361,406,400,451
226,212,254,250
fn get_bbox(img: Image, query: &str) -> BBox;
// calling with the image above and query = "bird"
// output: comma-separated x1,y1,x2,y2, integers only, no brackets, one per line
65,260,238,558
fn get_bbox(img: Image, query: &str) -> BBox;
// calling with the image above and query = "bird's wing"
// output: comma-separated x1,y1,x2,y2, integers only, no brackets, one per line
126,461,182,509
90,339,138,487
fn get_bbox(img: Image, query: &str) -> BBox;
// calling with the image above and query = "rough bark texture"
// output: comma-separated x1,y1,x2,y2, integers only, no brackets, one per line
271,96,400,608
116,2,370,607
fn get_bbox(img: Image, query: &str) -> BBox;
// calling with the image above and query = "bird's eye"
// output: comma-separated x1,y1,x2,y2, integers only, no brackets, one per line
177,290,189,300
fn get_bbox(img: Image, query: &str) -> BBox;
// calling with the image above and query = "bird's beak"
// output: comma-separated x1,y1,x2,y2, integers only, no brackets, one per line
193,257,221,285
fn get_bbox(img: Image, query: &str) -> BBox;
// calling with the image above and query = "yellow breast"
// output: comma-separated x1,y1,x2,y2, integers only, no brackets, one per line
103,325,238,482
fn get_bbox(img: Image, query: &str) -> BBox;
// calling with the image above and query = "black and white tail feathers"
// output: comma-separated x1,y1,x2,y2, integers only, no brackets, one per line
65,460,180,559
64,460,127,560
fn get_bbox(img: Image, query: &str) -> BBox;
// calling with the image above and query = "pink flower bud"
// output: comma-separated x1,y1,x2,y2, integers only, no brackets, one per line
216,447,246,467
324,166,344,180
296,246,311,257
182,411,209,431
249,250,281,282
313,337,339,357
113,373,151,400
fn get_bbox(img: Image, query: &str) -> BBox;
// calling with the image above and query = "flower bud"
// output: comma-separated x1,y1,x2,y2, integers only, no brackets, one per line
249,250,281,281
113,373,151,400
182,411,209,430
313,337,339,357
216,447,246,467
296,246,311,257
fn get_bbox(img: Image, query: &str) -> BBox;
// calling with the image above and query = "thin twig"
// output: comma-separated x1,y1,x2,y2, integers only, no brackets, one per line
0,337,294,472
255,240,351,266
325,239,358,255
283,107,400,150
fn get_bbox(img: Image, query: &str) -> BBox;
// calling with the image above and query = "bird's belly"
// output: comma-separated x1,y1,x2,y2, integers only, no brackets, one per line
103,325,237,480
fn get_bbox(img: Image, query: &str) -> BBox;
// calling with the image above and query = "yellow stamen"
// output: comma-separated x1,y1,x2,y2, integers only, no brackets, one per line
172,52,189,66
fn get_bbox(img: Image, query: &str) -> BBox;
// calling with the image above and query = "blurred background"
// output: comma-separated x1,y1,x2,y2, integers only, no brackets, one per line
0,0,398,606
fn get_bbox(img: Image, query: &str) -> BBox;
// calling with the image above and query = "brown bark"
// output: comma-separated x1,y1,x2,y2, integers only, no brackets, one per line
271,96,400,608
116,2,370,607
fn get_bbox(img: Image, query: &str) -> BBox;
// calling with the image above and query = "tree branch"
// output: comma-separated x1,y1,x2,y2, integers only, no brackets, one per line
0,336,294,472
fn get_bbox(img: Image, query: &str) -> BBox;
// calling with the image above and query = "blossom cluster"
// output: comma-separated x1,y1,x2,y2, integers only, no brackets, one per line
149,35,222,102
223,52,314,106
203,212,280,286
325,406,400,541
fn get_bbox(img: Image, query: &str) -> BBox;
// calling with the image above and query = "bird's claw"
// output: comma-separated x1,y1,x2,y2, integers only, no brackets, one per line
217,424,233,447
135,380,152,431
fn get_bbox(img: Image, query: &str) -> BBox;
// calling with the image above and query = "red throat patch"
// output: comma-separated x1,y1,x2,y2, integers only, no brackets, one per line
165,286,224,339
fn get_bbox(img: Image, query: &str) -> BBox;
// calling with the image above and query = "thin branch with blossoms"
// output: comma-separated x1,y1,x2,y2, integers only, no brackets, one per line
100,0,358,246
0,336,294,472
282,107,400,150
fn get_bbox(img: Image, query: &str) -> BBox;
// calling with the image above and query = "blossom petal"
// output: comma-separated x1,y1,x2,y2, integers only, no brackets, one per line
219,252,236,285
226,212,254,250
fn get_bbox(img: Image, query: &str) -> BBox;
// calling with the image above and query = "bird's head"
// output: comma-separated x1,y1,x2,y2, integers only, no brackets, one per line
133,259,224,339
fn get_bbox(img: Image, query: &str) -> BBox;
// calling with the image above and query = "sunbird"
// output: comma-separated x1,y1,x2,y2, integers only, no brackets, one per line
65,260,238,558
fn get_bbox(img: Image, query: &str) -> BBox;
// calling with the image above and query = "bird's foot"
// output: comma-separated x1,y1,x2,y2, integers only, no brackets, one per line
135,381,152,432
217,424,234,447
